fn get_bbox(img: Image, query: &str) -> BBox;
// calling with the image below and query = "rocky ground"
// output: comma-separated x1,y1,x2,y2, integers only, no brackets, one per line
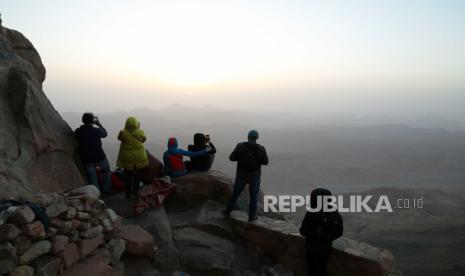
104,171,401,276
0,171,401,276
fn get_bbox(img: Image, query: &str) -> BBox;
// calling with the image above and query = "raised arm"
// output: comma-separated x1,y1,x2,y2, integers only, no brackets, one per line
175,148,208,157
209,143,217,154
95,119,108,138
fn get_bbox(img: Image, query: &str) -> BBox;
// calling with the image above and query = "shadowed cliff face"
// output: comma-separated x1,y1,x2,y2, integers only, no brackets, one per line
0,24,85,197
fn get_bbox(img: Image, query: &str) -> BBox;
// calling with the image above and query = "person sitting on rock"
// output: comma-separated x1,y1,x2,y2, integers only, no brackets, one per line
75,112,112,195
116,117,149,200
185,133,216,172
222,130,269,222
163,137,209,177
299,188,343,276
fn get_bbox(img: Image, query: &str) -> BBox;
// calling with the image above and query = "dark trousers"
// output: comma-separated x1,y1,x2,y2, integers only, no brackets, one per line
306,248,331,276
224,171,261,221
124,169,140,199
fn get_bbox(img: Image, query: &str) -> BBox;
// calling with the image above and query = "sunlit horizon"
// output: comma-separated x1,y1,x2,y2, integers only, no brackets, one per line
2,0,465,118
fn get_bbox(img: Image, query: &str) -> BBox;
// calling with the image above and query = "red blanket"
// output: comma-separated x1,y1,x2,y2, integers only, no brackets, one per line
133,179,176,215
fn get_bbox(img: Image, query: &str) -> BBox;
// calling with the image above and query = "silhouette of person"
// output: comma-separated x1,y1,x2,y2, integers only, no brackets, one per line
223,130,269,222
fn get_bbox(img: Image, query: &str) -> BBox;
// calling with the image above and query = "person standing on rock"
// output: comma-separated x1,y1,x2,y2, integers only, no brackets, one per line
116,117,149,200
223,130,269,222
75,112,112,195
300,188,343,276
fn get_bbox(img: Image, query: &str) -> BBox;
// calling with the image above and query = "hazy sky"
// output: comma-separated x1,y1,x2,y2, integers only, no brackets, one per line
2,0,465,119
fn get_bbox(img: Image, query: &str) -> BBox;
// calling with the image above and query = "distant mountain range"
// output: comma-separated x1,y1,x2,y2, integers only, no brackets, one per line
62,106,465,195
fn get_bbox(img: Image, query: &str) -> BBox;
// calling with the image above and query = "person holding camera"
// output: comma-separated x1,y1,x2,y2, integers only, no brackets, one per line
75,112,112,195
186,133,216,172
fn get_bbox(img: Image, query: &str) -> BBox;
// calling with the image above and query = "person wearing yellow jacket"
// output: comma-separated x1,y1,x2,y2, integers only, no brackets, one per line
117,117,149,199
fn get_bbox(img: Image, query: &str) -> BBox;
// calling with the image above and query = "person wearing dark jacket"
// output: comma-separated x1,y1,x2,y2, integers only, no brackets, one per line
223,130,269,222
300,188,343,276
75,113,111,195
186,133,216,172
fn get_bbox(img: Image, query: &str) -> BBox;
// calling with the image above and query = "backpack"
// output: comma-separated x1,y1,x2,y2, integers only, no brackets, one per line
239,143,261,173
319,211,343,241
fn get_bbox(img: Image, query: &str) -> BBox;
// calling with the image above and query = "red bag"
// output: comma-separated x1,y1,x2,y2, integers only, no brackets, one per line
111,173,125,192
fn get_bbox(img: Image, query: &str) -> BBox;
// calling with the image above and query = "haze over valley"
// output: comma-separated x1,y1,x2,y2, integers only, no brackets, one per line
62,106,465,276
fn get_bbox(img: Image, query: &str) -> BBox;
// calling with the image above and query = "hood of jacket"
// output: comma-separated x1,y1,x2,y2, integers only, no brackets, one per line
167,137,179,150
310,188,332,209
125,117,140,131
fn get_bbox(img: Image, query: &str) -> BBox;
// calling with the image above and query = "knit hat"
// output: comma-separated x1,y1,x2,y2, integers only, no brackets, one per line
248,130,259,140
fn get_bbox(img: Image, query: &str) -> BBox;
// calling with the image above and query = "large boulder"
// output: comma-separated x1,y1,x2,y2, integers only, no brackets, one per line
0,24,85,198
229,211,401,276
165,171,236,212
62,253,113,276
168,200,234,240
165,171,284,220
133,207,182,271
120,224,155,257
173,227,235,275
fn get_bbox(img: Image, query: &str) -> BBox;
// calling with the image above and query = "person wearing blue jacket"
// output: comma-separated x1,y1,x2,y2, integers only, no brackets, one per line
163,137,209,177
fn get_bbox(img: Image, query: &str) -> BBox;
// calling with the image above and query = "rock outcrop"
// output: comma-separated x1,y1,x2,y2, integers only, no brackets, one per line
104,171,402,276
230,211,401,276
0,24,85,198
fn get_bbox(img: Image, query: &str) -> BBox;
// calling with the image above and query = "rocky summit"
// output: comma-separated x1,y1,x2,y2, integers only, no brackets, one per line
0,23,85,199
104,171,402,276
0,24,402,275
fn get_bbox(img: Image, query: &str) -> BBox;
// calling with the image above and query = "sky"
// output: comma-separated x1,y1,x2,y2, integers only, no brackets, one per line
2,0,465,120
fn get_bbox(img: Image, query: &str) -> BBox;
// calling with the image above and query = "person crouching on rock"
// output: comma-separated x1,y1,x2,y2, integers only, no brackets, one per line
299,188,344,276
222,130,269,222
163,137,210,178
185,133,217,172
75,112,112,195
116,117,149,200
